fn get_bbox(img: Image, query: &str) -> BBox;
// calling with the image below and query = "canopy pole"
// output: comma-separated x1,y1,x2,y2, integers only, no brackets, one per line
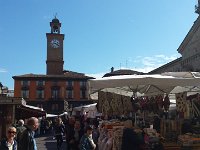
134,113,137,127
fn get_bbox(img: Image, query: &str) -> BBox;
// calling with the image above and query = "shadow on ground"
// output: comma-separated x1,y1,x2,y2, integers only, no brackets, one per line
36,134,67,150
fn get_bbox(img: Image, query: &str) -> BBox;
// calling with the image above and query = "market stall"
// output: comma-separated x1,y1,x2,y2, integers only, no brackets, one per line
98,119,164,150
0,96,24,139
88,72,200,119
88,72,200,96
15,104,46,120
72,103,98,118
88,72,200,149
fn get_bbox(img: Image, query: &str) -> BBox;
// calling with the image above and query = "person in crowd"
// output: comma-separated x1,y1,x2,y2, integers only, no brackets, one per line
121,120,144,150
16,119,26,143
65,116,76,150
92,124,99,145
48,119,53,134
100,131,108,150
0,126,17,150
54,117,65,150
181,119,192,134
40,116,46,135
98,124,108,150
103,130,113,150
80,126,96,150
17,117,39,150
83,118,90,132
68,120,84,150
61,114,68,125
52,117,58,139
45,119,51,134
153,115,161,133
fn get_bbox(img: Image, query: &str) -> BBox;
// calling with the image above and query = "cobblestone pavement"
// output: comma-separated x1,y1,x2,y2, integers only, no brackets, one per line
36,135,67,150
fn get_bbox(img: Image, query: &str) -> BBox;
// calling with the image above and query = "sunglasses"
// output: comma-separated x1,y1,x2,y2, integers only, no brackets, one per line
8,131,16,134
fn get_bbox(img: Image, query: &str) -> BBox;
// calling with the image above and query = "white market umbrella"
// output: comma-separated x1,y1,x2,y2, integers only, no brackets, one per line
88,72,200,98
46,113,58,118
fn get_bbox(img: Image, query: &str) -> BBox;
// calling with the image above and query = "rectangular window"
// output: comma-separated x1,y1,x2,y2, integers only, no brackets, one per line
37,80,44,86
66,90,73,99
67,81,73,88
52,89,59,99
37,90,44,99
80,81,87,90
80,81,87,87
21,81,30,86
80,90,87,99
21,90,29,98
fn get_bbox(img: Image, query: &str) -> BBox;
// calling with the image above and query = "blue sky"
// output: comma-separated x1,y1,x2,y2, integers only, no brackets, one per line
0,0,198,89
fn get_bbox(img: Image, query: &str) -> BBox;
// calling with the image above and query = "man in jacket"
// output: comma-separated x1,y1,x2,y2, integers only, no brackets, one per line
16,119,26,143
17,117,39,150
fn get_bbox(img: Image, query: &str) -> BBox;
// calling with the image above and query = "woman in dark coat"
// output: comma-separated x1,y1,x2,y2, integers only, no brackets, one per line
54,117,65,150
121,120,144,150
68,120,84,150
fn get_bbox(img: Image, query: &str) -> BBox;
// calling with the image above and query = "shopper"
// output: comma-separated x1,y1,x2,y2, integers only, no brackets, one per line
68,120,84,150
17,117,39,150
80,126,96,150
40,116,46,135
0,126,17,150
16,119,26,143
54,117,65,150
121,120,144,150
65,116,75,150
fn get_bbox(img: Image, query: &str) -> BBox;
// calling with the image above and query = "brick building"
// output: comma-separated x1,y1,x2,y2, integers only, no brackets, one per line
13,17,94,114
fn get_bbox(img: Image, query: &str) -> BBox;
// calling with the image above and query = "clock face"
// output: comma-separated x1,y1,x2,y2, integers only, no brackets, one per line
50,39,60,48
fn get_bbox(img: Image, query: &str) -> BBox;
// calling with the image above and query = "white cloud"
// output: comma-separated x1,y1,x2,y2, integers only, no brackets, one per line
134,67,157,73
131,54,180,73
0,68,7,73
154,54,178,61
142,57,156,66
86,54,180,77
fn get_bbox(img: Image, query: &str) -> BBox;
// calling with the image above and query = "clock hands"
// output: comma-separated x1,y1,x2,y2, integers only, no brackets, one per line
51,39,60,48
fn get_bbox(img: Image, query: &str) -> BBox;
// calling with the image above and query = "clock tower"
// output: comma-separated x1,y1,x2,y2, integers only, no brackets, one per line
46,17,65,75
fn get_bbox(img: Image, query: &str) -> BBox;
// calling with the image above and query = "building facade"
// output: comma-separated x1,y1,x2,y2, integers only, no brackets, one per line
149,3,200,74
13,18,94,114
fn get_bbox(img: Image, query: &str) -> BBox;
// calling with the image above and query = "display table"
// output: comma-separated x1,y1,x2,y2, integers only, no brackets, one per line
160,119,183,139
180,144,200,150
178,133,200,150
162,142,200,150
162,142,181,150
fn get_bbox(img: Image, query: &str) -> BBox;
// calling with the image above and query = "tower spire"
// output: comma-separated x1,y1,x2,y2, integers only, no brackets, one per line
195,0,200,14
50,16,61,34
54,13,58,19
